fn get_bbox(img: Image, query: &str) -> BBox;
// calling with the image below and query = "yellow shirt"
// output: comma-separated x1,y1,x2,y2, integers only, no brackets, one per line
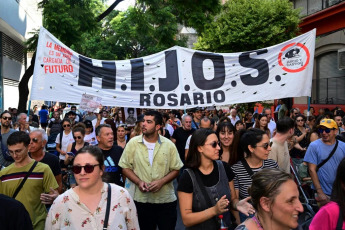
0,160,59,230
119,134,183,203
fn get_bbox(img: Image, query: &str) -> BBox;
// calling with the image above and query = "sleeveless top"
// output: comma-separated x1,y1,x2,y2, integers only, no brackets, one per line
185,160,232,230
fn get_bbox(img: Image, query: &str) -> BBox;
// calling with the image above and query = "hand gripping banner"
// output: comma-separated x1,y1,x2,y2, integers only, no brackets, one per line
31,27,316,109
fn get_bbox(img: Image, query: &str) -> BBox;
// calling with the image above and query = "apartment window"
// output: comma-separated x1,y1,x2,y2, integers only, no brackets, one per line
313,52,345,104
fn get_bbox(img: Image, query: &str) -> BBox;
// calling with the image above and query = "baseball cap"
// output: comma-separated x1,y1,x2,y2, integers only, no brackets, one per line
84,120,93,127
318,119,338,129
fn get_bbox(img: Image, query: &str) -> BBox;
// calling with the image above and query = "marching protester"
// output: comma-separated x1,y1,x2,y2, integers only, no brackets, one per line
0,111,16,167
231,128,278,222
114,124,127,149
119,110,183,230
254,114,271,138
216,121,235,164
0,131,58,230
290,114,309,166
178,128,254,229
45,146,139,229
235,168,304,230
83,120,98,145
262,107,276,138
55,118,74,170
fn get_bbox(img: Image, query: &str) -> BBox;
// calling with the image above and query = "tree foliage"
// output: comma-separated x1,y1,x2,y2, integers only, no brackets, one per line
194,0,301,52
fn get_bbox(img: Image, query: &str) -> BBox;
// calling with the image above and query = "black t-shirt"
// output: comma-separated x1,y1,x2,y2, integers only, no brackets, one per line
172,127,195,162
177,161,235,193
100,144,124,186
0,194,33,230
29,152,61,176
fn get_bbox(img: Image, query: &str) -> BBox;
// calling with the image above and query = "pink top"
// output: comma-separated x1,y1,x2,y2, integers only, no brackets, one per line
310,201,345,230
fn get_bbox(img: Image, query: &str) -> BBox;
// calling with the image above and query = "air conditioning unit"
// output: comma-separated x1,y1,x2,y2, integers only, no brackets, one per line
338,48,345,70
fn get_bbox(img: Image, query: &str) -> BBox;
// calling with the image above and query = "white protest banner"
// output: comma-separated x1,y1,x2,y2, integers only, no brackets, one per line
31,27,316,109
79,94,102,112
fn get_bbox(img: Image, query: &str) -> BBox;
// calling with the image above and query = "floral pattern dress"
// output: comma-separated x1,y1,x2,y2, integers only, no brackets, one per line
45,183,139,230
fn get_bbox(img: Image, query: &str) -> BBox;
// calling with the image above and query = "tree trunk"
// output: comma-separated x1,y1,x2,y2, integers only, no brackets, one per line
18,52,36,113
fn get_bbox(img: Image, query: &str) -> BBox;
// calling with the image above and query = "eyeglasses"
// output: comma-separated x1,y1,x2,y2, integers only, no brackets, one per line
31,138,39,143
296,119,304,122
63,124,71,128
205,141,219,148
72,164,100,174
73,136,82,140
256,142,273,150
2,116,12,120
318,128,334,134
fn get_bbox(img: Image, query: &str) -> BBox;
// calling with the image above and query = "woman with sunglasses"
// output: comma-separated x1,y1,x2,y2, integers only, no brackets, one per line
45,146,139,229
115,124,127,149
235,168,304,230
231,129,278,223
56,118,74,169
290,114,309,167
178,129,255,229
254,114,270,138
65,126,89,187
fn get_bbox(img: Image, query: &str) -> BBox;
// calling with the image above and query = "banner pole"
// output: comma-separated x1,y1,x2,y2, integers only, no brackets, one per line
27,100,31,117
307,96,311,117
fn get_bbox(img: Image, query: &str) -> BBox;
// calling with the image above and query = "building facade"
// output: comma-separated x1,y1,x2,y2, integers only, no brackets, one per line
0,0,42,111
292,0,345,112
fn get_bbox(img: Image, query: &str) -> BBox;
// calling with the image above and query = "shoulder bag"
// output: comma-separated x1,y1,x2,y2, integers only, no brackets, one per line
103,183,111,230
12,161,38,198
316,140,338,172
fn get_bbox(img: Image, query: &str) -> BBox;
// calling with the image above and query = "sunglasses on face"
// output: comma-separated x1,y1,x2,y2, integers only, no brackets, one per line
31,138,39,143
206,141,219,148
318,128,334,134
72,164,100,174
63,124,71,128
256,142,273,150
2,116,12,120
73,136,83,140
296,119,304,122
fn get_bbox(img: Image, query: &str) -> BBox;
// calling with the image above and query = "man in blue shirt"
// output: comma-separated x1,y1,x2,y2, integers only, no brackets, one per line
304,119,345,206
38,105,49,131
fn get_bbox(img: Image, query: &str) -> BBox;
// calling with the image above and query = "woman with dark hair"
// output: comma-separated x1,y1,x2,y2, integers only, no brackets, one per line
309,157,345,229
216,122,235,164
308,115,325,143
45,146,139,229
290,114,309,166
65,125,90,187
254,114,270,137
235,120,245,131
178,129,254,229
56,118,74,169
235,168,303,230
244,111,254,130
231,129,278,222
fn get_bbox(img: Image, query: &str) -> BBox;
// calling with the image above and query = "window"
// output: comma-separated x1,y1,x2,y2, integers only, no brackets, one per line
313,52,345,104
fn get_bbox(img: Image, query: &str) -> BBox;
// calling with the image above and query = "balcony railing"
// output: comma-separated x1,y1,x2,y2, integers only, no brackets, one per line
311,76,345,104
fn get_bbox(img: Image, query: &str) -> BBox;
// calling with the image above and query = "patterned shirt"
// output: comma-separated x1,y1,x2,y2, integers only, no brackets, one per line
231,159,278,199
45,183,139,230
119,134,183,203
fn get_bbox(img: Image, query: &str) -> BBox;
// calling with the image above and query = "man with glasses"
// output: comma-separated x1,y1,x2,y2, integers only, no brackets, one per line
0,131,58,230
119,110,183,230
304,119,345,206
0,111,16,167
268,117,295,173
29,130,62,194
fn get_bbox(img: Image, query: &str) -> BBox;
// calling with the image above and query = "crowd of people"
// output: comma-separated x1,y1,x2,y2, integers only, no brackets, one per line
0,103,344,230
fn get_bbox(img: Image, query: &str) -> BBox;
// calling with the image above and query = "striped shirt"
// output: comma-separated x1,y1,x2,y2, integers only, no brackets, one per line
231,159,278,199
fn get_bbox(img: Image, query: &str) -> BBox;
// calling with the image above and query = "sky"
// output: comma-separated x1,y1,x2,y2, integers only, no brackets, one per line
106,0,135,11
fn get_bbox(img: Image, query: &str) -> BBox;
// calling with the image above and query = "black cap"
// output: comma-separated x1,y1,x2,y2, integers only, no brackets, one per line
67,110,76,116
84,120,93,127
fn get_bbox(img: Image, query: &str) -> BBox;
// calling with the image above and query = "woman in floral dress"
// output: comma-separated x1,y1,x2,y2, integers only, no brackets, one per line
45,146,139,230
